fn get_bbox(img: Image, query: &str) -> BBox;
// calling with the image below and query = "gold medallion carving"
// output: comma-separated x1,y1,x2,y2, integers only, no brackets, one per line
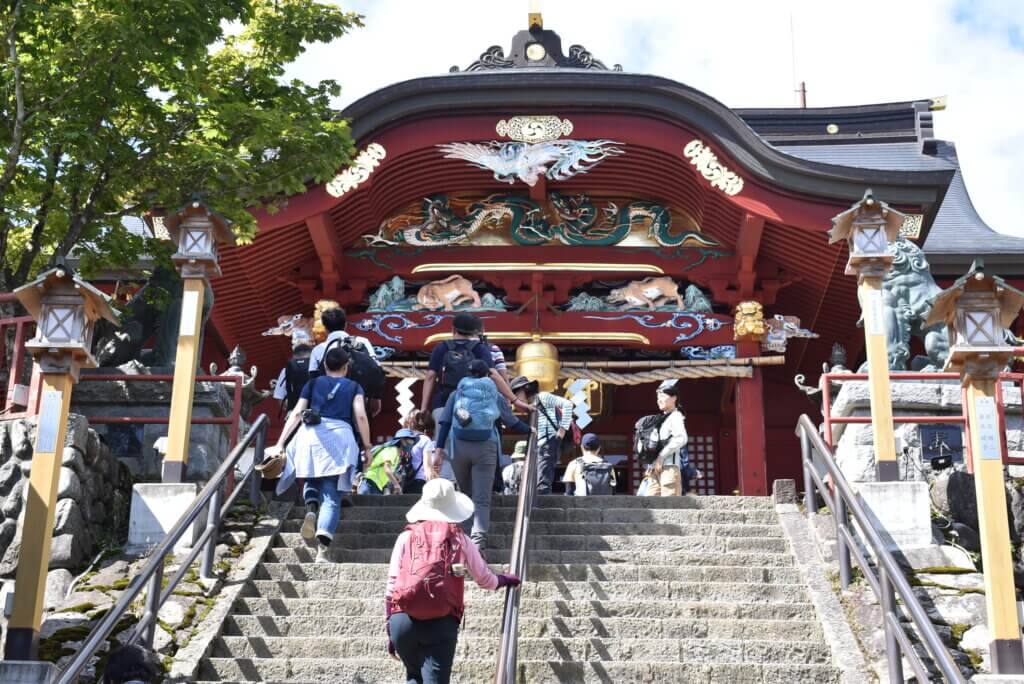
326,142,386,198
734,301,767,342
683,140,744,196
495,115,574,143
899,214,924,240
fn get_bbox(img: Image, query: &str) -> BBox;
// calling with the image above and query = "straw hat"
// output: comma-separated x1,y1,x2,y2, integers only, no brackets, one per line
405,478,475,524
511,441,528,460
255,446,285,479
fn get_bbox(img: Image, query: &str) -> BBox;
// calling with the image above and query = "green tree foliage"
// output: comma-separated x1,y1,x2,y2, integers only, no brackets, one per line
0,0,361,289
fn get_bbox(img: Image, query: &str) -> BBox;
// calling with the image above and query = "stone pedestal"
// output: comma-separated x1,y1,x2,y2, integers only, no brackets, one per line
71,365,239,481
831,378,1023,483
0,662,57,683
127,483,205,554
854,481,932,553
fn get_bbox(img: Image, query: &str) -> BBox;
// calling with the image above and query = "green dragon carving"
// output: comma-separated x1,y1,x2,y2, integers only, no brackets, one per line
362,192,719,248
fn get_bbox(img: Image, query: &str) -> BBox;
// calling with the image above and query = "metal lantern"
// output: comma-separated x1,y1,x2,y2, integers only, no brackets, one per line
828,189,905,276
925,260,1024,379
163,198,235,278
14,262,119,376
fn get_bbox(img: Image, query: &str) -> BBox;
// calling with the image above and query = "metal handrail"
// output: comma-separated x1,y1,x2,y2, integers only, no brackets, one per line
494,407,540,684
797,414,966,683
55,413,269,684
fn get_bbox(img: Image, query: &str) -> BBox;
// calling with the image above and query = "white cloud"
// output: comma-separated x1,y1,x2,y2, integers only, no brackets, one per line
287,0,1024,238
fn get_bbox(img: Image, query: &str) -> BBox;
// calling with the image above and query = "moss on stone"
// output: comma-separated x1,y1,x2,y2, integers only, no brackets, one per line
949,623,971,642
914,566,974,575
110,577,131,591
64,602,98,614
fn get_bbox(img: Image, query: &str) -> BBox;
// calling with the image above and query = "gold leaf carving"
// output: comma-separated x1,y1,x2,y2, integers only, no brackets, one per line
495,116,574,143
326,142,386,198
683,140,744,196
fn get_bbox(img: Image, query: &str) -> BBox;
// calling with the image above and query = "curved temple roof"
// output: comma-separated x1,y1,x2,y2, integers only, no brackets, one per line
338,26,1024,275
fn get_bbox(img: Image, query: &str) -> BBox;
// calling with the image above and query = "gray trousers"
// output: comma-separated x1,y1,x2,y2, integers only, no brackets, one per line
451,438,498,549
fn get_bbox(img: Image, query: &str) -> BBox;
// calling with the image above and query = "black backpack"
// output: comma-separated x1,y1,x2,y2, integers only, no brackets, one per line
311,336,386,399
634,414,667,466
579,460,615,495
440,340,481,390
283,356,310,410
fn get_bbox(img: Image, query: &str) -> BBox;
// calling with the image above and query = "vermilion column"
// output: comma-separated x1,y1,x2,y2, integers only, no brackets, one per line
735,341,767,496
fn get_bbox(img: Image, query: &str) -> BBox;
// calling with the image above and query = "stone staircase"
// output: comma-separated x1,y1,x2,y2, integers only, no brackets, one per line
194,494,843,683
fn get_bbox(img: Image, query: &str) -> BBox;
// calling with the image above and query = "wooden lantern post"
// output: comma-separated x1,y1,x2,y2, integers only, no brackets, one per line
4,262,118,660
828,190,904,481
925,260,1024,674
160,200,234,482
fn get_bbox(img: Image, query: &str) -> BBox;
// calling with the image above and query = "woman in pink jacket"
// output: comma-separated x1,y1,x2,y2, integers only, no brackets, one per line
385,478,520,684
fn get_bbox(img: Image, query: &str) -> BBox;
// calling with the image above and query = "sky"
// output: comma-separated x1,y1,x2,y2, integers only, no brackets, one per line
284,0,1024,239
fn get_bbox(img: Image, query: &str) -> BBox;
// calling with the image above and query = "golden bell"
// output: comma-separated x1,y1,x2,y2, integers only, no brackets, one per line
515,335,560,393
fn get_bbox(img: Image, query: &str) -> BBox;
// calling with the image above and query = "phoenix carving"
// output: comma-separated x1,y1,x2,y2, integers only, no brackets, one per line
437,139,624,186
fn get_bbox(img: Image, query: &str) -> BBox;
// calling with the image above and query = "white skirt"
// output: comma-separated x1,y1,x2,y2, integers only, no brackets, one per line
284,418,359,491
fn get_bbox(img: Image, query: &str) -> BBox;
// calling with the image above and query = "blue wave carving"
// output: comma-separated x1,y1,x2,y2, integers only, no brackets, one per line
582,312,729,342
354,313,494,343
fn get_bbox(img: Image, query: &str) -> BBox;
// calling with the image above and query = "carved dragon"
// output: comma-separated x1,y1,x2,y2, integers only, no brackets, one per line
362,192,718,249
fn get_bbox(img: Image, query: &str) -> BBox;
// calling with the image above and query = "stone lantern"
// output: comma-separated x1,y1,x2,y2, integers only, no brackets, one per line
4,261,117,663
924,259,1024,674
828,189,905,276
163,198,235,278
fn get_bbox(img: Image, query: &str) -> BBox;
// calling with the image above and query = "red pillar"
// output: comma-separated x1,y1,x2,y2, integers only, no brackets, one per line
735,343,767,496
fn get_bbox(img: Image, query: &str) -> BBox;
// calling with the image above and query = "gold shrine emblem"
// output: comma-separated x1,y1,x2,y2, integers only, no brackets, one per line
495,115,574,143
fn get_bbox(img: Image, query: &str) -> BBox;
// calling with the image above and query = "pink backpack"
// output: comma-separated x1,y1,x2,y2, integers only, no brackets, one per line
391,521,465,621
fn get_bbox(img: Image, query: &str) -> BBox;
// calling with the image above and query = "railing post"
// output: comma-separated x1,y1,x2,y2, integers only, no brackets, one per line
249,421,266,507
200,484,223,581
836,495,852,590
141,564,163,648
800,430,818,514
880,567,904,683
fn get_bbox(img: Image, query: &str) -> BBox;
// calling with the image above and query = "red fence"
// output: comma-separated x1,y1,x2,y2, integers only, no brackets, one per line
0,304,246,452
820,365,1024,469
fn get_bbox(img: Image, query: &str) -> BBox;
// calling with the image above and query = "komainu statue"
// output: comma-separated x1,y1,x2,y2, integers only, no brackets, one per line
879,239,949,370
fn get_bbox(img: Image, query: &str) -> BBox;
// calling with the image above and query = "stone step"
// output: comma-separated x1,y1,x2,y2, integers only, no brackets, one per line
319,506,779,525
259,553,803,584
224,613,824,641
276,532,790,554
246,574,807,603
198,657,840,683
279,519,785,538
269,541,796,566
233,595,818,621
286,494,775,512
210,634,832,664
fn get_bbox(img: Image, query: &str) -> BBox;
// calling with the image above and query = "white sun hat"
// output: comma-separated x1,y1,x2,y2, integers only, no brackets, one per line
405,478,475,524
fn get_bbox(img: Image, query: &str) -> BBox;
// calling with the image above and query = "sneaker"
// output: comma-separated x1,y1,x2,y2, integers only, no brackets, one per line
315,545,331,563
300,511,317,541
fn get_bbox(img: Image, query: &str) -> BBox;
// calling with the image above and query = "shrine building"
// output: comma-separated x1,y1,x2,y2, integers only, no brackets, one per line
199,20,1024,496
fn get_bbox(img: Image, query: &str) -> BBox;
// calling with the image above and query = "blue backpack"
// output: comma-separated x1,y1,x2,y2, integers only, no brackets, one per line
452,377,500,440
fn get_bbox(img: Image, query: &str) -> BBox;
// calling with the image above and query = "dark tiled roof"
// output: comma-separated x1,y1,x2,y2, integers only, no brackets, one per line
735,102,1024,265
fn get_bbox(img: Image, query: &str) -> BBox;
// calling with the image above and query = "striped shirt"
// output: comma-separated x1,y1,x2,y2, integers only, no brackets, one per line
535,392,574,443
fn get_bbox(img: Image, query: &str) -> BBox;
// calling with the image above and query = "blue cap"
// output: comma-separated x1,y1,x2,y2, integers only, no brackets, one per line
394,428,418,440
581,433,601,451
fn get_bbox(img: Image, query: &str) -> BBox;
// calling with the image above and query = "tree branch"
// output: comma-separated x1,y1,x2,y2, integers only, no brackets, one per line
0,0,26,201
12,145,61,285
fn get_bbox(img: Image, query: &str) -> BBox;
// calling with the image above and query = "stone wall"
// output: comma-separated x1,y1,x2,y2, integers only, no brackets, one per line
831,378,1023,483
71,367,241,481
0,414,132,579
